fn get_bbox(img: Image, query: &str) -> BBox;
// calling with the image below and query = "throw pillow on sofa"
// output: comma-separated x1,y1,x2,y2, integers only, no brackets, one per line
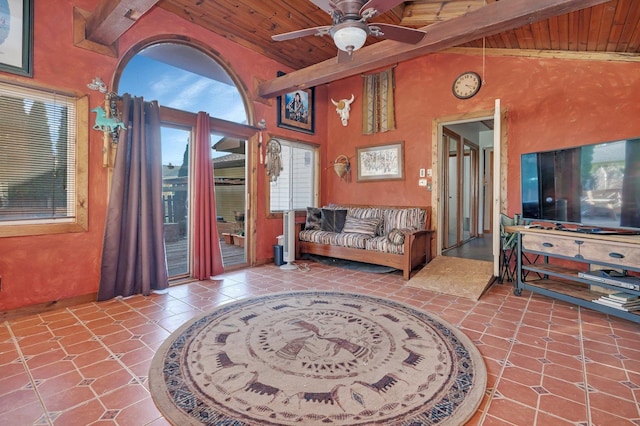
342,216,380,237
321,208,348,232
387,228,405,245
387,227,420,245
305,207,322,230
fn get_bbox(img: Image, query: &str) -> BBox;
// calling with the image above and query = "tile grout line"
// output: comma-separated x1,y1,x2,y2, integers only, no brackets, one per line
576,307,593,426
59,293,210,424
3,320,54,426
610,318,640,421
578,310,640,423
63,303,162,422
476,290,535,425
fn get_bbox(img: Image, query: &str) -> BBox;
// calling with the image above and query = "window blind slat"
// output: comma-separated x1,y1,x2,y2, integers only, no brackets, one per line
0,82,77,223
269,140,316,212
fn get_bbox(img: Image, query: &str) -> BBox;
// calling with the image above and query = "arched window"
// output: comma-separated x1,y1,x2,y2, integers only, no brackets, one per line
117,41,251,278
119,43,247,123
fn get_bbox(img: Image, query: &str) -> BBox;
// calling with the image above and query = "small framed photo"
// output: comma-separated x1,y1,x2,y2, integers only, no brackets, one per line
356,142,405,182
276,72,315,134
0,0,34,77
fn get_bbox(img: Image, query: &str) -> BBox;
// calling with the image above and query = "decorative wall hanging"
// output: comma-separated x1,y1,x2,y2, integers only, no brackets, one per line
332,154,351,182
87,77,124,168
0,0,33,77
257,118,266,165
331,94,355,126
362,67,396,134
265,138,283,182
356,141,404,182
276,71,315,134
91,105,125,134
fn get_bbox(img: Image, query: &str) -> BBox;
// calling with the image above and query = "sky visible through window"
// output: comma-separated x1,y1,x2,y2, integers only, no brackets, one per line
119,54,246,165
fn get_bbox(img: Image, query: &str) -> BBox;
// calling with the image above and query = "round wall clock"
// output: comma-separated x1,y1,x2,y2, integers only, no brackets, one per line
452,72,482,99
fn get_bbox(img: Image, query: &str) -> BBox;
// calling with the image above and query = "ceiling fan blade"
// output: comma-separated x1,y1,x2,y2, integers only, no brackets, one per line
272,26,331,41
368,23,426,44
337,49,355,64
309,0,336,14
360,0,405,19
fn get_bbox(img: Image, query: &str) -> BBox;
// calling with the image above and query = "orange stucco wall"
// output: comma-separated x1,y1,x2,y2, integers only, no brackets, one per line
0,0,324,311
1,1,639,312
323,53,640,214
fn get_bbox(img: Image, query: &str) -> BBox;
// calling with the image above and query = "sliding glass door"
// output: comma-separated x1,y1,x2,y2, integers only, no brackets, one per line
161,126,191,278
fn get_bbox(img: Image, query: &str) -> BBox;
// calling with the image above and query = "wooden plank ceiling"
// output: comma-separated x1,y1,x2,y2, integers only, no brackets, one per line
156,0,640,70
79,0,638,96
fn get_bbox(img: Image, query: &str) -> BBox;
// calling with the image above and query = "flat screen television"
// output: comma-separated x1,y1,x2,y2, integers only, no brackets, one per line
521,137,640,231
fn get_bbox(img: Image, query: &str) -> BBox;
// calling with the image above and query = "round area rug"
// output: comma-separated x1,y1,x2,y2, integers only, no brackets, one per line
149,291,486,425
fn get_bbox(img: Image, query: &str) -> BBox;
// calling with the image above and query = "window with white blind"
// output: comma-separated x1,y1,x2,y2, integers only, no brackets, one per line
269,139,319,212
0,81,88,237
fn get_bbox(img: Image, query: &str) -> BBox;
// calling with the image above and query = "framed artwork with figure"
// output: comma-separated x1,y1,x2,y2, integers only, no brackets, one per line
356,142,405,182
0,0,34,77
276,71,315,134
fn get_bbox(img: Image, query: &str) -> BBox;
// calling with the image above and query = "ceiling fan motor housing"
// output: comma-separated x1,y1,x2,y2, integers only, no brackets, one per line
333,0,367,19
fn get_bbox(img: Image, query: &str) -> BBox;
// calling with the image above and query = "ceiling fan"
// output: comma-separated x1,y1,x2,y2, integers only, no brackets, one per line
272,0,426,62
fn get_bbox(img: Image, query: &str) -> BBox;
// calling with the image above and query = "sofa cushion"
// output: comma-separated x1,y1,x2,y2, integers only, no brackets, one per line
333,232,370,249
305,207,322,230
383,208,426,236
321,208,348,232
342,216,379,237
299,229,369,249
366,236,405,255
299,229,337,245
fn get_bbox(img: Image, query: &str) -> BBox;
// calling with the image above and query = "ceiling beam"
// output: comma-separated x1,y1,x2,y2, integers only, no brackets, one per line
258,0,610,98
80,0,160,48
401,1,486,26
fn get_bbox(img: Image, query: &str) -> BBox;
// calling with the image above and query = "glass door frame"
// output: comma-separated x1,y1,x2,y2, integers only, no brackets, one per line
161,123,193,279
442,128,480,251
159,106,258,278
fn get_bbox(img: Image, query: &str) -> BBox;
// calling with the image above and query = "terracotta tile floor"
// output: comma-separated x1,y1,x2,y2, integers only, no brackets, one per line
2,262,640,425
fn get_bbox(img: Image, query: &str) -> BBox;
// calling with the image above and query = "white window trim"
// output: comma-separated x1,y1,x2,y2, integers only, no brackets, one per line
267,138,319,215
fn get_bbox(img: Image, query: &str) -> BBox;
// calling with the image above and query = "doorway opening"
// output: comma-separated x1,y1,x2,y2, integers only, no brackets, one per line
437,119,495,263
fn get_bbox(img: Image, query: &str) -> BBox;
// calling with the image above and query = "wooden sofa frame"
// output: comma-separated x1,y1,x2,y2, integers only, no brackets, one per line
296,206,433,280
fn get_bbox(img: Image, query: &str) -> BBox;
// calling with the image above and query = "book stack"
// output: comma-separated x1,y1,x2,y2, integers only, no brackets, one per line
593,292,640,312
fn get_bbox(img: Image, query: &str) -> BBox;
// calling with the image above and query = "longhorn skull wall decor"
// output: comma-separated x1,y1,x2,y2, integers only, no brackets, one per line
331,94,355,126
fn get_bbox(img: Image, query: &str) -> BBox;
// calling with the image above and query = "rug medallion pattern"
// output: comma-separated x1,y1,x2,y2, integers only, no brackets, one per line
150,291,486,425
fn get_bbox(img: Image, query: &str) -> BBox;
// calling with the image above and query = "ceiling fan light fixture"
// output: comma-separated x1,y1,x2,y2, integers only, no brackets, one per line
332,24,368,53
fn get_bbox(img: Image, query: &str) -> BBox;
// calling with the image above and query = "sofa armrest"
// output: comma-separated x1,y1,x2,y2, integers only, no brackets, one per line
405,229,434,262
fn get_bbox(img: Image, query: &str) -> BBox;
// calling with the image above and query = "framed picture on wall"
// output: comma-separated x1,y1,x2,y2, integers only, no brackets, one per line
356,141,405,182
276,72,315,134
0,0,34,77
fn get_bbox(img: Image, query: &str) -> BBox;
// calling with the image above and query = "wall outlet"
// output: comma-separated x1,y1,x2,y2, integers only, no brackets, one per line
427,168,433,177
418,178,427,187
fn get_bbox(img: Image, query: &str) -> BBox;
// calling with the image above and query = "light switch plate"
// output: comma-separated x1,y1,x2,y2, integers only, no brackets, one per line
418,179,427,187
419,168,425,178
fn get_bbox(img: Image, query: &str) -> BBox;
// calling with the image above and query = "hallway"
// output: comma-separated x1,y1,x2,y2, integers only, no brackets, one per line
443,233,493,262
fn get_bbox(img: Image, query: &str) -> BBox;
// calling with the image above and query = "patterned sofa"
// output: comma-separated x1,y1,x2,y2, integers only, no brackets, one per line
298,205,433,280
